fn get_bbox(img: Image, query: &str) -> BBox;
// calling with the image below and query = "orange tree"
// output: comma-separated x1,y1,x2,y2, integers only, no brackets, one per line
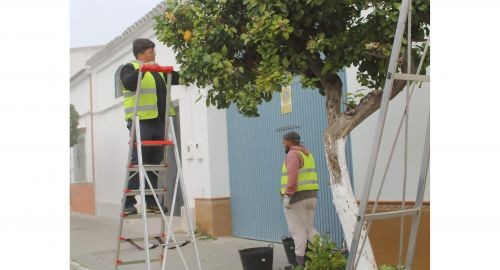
154,0,430,184
155,0,429,266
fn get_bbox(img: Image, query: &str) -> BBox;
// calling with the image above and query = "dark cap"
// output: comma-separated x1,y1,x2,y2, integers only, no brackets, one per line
283,131,301,143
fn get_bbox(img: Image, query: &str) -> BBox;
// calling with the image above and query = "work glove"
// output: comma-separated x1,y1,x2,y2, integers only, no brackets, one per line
283,195,291,209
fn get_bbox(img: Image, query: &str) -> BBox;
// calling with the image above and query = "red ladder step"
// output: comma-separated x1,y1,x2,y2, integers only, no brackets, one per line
132,140,174,146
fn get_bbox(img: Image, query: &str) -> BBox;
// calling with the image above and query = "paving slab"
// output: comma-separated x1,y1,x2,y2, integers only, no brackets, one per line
71,212,292,270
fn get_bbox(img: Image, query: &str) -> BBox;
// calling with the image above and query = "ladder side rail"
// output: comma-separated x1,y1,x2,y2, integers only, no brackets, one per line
405,115,430,269
354,99,409,269
162,169,182,269
353,24,432,270
160,71,180,269
114,68,145,270
162,72,173,236
364,36,429,215
135,115,152,270
400,1,412,264
169,118,203,270
141,167,191,270
347,0,411,268
137,156,184,269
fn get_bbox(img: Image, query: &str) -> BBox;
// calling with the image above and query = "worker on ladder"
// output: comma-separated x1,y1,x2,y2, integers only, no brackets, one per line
120,38,179,215
281,131,320,268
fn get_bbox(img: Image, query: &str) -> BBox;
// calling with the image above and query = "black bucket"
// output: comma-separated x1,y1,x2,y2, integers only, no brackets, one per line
238,244,274,270
282,236,296,265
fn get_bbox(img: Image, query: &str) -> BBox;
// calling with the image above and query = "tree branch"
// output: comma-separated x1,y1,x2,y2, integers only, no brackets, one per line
333,55,418,139
307,54,343,124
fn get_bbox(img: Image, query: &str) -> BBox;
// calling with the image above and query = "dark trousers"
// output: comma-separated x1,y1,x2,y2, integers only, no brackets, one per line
125,119,165,207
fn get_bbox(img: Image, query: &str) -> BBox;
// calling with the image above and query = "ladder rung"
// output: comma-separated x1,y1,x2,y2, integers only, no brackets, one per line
118,233,165,242
128,164,168,172
364,208,419,221
116,256,163,266
122,212,162,219
134,140,174,146
392,73,430,82
124,188,168,195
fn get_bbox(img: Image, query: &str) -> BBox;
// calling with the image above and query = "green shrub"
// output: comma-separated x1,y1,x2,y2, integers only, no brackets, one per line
294,235,346,270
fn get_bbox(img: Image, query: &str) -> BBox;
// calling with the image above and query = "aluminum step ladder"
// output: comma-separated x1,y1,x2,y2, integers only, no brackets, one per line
114,64,202,270
346,0,430,269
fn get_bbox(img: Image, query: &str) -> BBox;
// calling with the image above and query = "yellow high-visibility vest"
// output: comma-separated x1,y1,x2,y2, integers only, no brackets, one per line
122,61,176,120
281,151,319,195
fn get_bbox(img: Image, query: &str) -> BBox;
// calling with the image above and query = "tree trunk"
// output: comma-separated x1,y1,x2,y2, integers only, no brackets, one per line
323,82,378,270
324,135,378,270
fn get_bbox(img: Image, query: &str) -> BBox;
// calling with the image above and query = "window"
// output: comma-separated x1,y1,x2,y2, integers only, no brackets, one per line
115,64,124,98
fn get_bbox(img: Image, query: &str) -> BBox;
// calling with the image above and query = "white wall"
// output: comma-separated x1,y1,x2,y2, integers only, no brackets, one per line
70,74,93,183
176,86,212,202
207,106,231,198
346,66,430,201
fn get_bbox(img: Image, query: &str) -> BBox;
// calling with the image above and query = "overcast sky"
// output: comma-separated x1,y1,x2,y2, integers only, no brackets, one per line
70,0,162,48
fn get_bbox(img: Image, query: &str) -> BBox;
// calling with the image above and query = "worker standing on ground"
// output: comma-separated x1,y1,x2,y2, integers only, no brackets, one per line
120,38,179,215
281,131,320,267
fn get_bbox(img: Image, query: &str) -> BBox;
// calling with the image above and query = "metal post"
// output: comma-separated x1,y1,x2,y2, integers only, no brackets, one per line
354,102,408,270
405,115,430,269
135,115,152,270
161,71,173,251
399,1,412,264
170,117,203,270
142,166,190,270
114,68,144,270
162,123,183,269
346,0,411,268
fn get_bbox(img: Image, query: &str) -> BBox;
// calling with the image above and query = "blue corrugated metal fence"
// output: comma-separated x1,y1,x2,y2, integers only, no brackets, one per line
226,72,351,246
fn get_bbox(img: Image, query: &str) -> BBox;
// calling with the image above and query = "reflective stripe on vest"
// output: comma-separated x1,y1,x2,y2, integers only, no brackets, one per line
280,151,319,195
124,105,158,114
282,168,317,176
122,88,156,97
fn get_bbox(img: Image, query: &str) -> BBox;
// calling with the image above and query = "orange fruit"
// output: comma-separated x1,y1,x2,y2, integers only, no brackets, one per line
183,30,192,42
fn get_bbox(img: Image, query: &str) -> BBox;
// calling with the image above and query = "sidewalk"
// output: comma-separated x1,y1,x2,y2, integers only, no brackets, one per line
71,212,291,270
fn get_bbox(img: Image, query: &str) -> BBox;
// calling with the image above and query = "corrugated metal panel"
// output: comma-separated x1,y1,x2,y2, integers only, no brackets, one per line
227,72,351,245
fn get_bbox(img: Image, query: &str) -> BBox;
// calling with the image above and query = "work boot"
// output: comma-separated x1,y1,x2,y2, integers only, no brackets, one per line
124,205,138,215
146,203,169,214
296,256,305,267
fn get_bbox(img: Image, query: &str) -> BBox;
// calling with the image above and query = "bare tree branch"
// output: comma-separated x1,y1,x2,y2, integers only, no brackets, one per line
333,55,418,139
307,54,343,124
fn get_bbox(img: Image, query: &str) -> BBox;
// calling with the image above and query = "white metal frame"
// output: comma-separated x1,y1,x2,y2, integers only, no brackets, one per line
346,0,430,269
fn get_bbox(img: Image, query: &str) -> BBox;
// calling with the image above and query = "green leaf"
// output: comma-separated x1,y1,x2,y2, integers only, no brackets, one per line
259,3,266,13
221,45,228,56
